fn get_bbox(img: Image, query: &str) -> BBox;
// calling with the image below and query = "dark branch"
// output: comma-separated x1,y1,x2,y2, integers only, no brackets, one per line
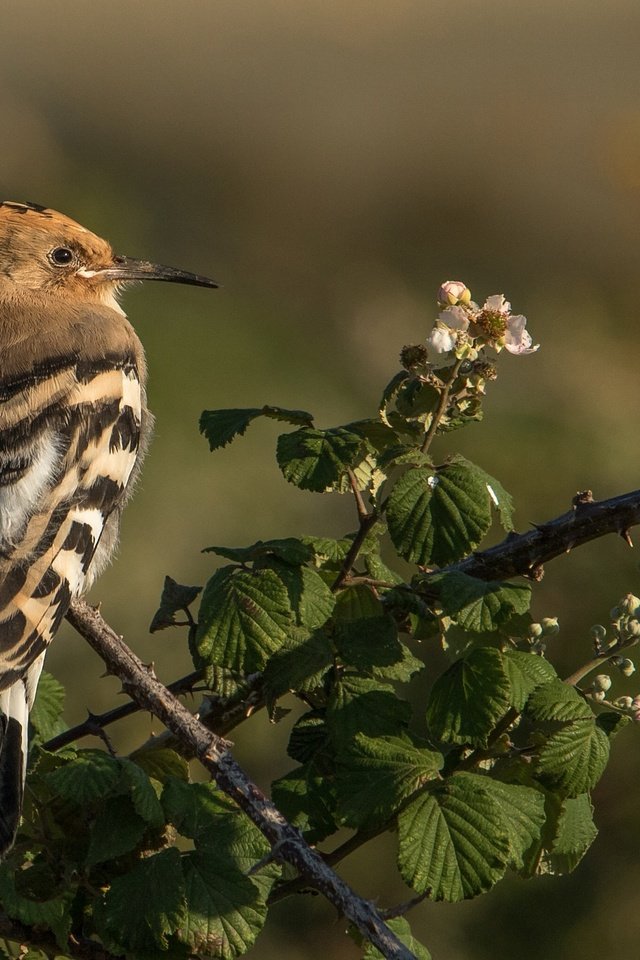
65,599,418,960
442,487,640,582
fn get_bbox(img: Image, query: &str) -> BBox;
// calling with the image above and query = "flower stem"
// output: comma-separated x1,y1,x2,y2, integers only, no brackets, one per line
420,356,464,455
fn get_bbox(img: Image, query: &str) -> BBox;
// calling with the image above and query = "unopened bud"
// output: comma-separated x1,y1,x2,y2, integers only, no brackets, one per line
438,280,471,306
627,619,640,638
592,690,606,702
619,594,640,616
590,624,607,642
541,617,560,636
528,623,544,640
400,343,429,371
592,674,612,693
615,696,634,709
620,658,636,677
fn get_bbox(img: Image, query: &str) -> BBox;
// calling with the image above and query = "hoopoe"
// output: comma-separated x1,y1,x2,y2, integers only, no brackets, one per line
0,200,217,854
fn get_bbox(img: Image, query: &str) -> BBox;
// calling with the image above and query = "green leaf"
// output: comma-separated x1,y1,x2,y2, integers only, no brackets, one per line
303,536,353,565
362,916,431,959
272,762,337,842
287,711,329,763
263,629,334,704
276,426,366,492
336,732,442,828
378,370,411,426
502,649,557,711
119,758,165,827
86,795,148,866
200,405,313,450
203,537,315,566
30,672,66,742
129,747,190,784
267,560,336,629
335,615,405,674
397,772,511,901
426,647,512,747
162,780,235,843
395,378,440,420
544,794,598,874
47,750,122,805
196,567,292,673
481,778,546,870
437,572,531,633
596,711,632,739
98,848,186,957
526,679,593,723
182,847,269,959
468,463,515,531
149,576,202,633
0,864,71,949
334,583,384,620
327,675,411,750
386,458,493,566
534,719,609,798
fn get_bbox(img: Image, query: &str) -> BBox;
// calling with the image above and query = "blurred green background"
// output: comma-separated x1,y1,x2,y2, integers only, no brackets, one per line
2,1,640,956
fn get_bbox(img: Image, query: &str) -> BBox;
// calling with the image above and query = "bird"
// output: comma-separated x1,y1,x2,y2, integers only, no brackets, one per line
0,200,217,854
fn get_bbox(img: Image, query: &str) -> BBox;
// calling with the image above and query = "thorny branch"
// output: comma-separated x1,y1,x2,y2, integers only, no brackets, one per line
65,598,418,960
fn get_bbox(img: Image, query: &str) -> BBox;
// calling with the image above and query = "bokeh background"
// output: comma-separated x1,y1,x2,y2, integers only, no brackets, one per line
2,1,640,956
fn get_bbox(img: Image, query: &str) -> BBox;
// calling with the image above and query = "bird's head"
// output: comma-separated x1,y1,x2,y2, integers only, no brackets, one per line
0,201,217,306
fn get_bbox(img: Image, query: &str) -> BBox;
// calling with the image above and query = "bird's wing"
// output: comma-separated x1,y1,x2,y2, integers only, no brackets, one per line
0,350,143,690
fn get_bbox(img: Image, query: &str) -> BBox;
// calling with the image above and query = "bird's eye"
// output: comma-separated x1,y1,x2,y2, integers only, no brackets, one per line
48,246,75,266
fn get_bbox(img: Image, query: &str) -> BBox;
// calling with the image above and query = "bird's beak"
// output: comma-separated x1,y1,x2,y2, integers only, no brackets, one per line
78,255,218,288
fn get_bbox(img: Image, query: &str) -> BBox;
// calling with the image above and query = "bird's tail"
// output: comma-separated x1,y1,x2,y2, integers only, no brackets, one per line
0,655,44,856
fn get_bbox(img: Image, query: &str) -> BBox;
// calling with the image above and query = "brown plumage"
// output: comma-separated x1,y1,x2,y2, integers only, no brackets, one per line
0,200,217,854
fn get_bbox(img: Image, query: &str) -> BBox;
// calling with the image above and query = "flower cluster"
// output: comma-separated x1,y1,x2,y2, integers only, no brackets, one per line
427,280,539,358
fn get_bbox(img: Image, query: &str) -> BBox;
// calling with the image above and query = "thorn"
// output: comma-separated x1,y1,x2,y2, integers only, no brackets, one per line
572,489,594,507
526,563,545,582
620,528,634,547
530,522,549,533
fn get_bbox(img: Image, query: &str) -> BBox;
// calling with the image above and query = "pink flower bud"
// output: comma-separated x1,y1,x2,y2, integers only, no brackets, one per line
438,280,471,306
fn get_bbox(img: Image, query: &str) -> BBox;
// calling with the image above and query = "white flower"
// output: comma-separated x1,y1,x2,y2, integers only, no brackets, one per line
483,294,511,314
427,305,470,354
504,314,539,355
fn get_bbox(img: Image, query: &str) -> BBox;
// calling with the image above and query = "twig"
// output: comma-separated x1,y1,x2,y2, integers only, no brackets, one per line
0,912,119,960
420,356,465,455
435,487,640,583
331,473,378,592
65,599,417,960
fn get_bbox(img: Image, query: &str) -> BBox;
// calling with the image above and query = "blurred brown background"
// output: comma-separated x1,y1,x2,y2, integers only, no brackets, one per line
2,1,640,957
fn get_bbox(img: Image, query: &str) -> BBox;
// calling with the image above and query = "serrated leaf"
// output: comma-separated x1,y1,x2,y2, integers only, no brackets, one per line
149,575,202,633
481,778,546,870
526,679,593,723
272,762,337,842
334,583,384,620
195,567,292,673
263,629,334,705
182,848,268,959
544,794,598,874
346,417,399,452
395,378,440,420
287,711,329,763
426,647,512,747
437,572,531,633
129,747,190,784
30,672,66,742
303,536,353,564
596,711,632,739
327,675,411,750
378,370,411,426
336,732,442,828
119,758,165,827
162,780,235,842
86,795,148,866
47,750,122,805
267,560,336,629
200,405,313,451
466,461,514,531
386,458,493,566
397,772,511,900
362,916,432,959
502,649,557,711
0,864,71,949
203,537,315,566
335,615,404,674
534,719,609,798
276,426,366,492
98,848,186,956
